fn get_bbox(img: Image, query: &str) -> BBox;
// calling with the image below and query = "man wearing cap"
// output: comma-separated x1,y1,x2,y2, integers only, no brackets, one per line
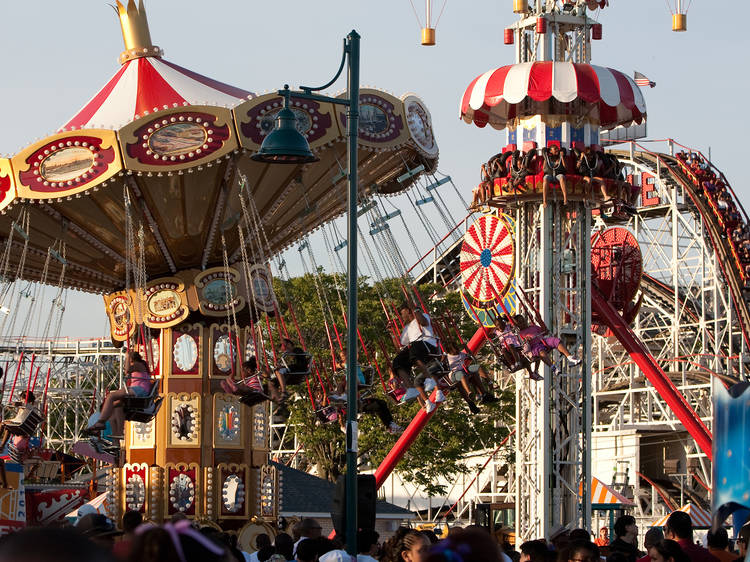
664,511,719,562
293,518,323,557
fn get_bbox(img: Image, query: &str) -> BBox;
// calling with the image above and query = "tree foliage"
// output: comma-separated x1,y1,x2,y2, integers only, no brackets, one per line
271,271,513,496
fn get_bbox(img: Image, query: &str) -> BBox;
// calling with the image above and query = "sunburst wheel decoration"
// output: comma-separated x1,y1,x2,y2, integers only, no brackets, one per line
460,214,515,302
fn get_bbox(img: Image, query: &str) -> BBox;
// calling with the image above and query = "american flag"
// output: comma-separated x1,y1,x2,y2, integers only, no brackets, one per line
634,71,656,88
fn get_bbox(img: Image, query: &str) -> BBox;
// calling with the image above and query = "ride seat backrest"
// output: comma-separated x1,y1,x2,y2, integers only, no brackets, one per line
122,378,163,423
563,151,577,173
4,406,42,437
522,141,538,153
503,144,517,153
571,141,585,152
529,151,544,174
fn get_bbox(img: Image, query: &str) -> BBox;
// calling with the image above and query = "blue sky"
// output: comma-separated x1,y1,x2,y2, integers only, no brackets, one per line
0,0,744,338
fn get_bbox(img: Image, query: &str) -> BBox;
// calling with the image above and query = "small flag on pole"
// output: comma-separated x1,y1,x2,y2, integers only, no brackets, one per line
634,71,656,88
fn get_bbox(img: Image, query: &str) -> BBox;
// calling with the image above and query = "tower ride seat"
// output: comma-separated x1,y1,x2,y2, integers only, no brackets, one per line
122,377,163,423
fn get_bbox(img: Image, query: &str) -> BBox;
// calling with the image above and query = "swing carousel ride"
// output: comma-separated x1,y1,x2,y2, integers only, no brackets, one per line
0,0,440,536
0,0,747,546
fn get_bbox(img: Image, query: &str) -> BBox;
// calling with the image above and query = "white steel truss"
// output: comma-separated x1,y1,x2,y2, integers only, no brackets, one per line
514,202,592,542
0,338,122,452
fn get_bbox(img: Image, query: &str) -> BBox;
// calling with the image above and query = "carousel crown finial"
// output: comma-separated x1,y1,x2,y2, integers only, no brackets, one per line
116,0,163,65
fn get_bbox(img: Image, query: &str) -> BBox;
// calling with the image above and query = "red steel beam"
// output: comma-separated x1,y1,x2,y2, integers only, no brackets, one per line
591,286,713,459
373,327,488,488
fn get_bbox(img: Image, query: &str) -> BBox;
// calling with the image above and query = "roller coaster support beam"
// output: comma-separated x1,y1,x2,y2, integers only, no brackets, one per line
591,285,713,459
373,327,488,488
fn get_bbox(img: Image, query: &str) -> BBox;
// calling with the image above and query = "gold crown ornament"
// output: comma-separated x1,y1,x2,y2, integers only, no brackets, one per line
116,0,163,64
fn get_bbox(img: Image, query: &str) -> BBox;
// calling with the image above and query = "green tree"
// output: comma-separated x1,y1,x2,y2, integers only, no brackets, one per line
272,271,513,494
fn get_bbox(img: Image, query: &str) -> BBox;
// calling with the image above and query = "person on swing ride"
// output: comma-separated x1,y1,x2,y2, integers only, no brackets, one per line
442,341,482,414
86,351,154,433
220,356,277,404
514,315,581,379
329,349,403,435
542,144,569,207
493,315,541,381
392,302,445,413
273,337,310,401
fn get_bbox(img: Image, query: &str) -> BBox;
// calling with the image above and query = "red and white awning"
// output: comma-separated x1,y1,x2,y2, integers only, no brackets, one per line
585,477,634,505
63,57,254,130
460,61,646,130
651,503,712,529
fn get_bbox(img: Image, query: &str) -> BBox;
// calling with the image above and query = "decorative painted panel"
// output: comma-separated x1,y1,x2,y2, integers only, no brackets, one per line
171,324,202,377
122,463,149,514
217,463,249,519
164,463,200,517
167,393,201,447
213,393,243,449
129,418,155,450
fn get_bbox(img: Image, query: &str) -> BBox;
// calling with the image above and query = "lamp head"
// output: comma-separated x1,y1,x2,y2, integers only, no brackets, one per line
251,86,319,164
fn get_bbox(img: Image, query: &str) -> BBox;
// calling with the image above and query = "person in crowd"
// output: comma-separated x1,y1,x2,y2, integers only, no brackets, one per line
292,518,323,558
357,529,380,562
273,533,294,561
272,338,311,400
519,540,548,562
74,513,123,551
648,540,690,562
247,533,272,562
383,528,431,562
637,527,664,562
706,528,736,562
609,515,642,562
566,541,601,562
542,144,569,207
515,315,581,379
112,510,142,561
426,527,503,562
86,351,154,433
392,302,445,413
129,519,227,562
595,527,611,547
569,529,592,543
295,538,317,562
0,526,112,562
734,523,750,562
664,511,719,562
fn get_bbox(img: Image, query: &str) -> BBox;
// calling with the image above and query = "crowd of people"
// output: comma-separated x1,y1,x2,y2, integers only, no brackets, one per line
3,509,747,562
675,151,750,290
471,143,638,210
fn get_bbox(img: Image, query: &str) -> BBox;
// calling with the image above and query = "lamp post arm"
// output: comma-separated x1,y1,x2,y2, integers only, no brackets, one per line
300,38,348,94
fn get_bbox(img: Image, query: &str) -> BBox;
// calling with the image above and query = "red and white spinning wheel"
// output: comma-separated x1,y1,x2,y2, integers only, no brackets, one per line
460,214,515,302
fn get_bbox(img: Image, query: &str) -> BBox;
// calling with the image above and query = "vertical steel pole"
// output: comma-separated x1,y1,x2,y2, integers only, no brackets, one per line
345,29,360,557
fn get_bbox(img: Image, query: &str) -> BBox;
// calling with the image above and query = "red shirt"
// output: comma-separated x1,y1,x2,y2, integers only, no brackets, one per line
112,538,133,561
676,539,720,562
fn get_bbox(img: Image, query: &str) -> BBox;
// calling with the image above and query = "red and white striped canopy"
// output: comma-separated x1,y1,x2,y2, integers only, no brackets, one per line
63,57,254,130
460,62,646,130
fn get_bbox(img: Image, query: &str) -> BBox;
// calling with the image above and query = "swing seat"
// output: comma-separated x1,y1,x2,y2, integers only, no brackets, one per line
239,391,270,408
315,405,339,424
279,351,312,386
122,383,162,423
3,406,42,437
425,358,448,377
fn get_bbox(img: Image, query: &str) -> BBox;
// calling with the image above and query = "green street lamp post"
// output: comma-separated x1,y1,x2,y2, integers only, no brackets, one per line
252,30,361,555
